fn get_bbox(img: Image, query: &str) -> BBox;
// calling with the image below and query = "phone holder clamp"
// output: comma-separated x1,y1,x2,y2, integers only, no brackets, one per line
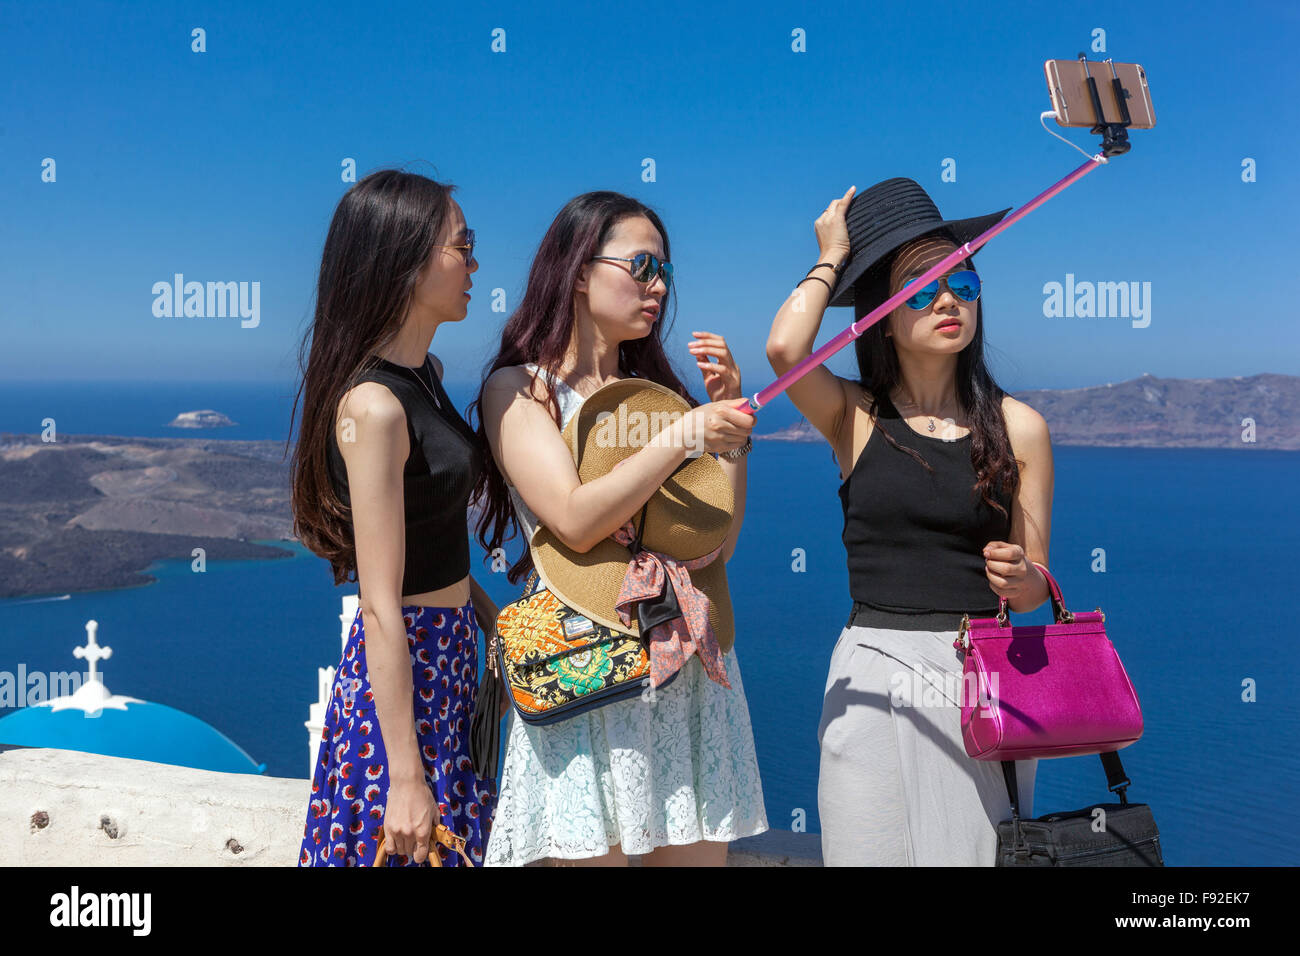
1078,53,1132,157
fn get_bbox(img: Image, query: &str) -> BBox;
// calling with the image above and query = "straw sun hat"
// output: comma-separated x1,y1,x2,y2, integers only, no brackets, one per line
529,377,738,653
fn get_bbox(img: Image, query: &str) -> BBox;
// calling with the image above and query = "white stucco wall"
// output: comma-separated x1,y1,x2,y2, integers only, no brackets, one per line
0,746,307,866
0,746,821,866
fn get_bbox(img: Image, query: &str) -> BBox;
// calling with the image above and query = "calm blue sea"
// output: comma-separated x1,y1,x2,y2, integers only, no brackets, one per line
1,381,1297,865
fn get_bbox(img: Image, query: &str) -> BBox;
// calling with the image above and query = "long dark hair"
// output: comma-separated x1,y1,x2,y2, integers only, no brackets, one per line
287,169,459,584
466,191,699,585
850,237,1020,517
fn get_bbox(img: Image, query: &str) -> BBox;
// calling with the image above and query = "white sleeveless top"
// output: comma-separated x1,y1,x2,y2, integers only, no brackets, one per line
506,363,588,544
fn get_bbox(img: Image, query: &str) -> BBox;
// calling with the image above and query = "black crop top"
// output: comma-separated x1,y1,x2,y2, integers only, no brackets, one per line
839,393,1012,616
326,355,483,597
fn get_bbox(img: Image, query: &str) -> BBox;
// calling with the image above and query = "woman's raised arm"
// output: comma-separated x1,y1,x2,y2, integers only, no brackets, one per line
766,186,857,451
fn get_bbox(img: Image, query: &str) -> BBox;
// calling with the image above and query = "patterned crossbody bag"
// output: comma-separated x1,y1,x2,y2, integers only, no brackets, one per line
488,500,680,726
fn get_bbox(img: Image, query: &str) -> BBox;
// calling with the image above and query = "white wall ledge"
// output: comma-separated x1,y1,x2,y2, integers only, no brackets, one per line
0,747,821,867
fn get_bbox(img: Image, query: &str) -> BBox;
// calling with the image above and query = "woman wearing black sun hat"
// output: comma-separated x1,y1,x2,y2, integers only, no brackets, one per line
766,178,1056,865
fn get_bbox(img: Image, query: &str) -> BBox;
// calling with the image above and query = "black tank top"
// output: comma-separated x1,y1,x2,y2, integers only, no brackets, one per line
326,356,483,597
839,392,1012,619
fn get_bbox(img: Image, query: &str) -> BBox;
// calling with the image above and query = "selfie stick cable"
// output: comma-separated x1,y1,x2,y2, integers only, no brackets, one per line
735,56,1135,416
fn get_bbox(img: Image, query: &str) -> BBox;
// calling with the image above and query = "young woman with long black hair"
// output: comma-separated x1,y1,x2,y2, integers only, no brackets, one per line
469,191,768,866
766,179,1053,865
290,170,498,866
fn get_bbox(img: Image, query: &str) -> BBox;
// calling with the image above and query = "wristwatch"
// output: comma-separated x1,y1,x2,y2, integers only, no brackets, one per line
720,436,753,461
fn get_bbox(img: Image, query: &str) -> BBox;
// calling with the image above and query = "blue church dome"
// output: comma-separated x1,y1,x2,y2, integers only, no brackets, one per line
0,620,265,775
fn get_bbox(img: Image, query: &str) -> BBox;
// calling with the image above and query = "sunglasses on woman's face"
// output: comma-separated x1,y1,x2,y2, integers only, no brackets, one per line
589,252,673,292
433,228,475,265
901,269,981,311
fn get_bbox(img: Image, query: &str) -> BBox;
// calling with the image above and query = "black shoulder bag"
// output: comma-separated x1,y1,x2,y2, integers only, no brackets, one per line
997,751,1164,866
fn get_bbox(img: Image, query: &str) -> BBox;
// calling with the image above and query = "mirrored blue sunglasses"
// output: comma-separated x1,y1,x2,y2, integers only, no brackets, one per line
903,269,981,311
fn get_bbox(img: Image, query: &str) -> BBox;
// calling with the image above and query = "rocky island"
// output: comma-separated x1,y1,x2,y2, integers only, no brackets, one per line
166,409,237,428
758,373,1300,450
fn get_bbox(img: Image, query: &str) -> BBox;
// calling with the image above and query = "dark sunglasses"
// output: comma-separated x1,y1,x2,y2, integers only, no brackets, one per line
589,252,673,291
434,228,475,265
902,269,981,311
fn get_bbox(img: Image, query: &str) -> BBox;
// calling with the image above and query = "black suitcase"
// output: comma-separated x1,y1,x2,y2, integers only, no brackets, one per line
996,751,1164,866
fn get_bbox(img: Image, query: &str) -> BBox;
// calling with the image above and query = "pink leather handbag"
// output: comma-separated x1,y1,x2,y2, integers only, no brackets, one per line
954,562,1143,760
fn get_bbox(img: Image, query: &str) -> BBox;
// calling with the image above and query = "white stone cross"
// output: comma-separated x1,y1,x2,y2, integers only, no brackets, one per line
73,619,113,683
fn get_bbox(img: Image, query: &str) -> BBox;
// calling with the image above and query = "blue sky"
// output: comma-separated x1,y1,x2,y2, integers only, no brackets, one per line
3,0,1296,392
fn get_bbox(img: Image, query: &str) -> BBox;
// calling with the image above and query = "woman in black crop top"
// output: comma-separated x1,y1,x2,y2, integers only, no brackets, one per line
766,180,1056,866
289,170,497,867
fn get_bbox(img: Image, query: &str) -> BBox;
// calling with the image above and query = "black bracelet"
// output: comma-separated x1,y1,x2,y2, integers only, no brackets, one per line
797,275,833,293
806,261,837,276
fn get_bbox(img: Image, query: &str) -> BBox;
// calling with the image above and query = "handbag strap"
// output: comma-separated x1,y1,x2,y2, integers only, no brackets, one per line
995,561,1073,625
1001,750,1132,821
372,823,474,867
1098,750,1132,804
523,568,542,595
624,455,691,556
626,499,652,554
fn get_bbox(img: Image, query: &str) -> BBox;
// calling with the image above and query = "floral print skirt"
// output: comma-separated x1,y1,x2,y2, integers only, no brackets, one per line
298,602,497,867
485,647,768,865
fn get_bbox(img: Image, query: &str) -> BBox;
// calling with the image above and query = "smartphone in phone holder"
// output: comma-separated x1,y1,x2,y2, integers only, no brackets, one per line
1045,54,1156,157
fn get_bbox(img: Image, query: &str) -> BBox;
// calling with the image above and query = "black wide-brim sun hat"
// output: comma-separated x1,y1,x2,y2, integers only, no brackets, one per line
828,178,1012,311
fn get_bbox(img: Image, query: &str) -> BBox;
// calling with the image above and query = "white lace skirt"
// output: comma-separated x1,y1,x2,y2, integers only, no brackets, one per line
484,647,769,865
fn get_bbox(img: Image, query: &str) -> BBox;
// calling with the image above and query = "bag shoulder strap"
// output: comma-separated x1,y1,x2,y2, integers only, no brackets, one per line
1099,750,1131,803
627,500,651,554
523,567,544,596
1001,750,1132,821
